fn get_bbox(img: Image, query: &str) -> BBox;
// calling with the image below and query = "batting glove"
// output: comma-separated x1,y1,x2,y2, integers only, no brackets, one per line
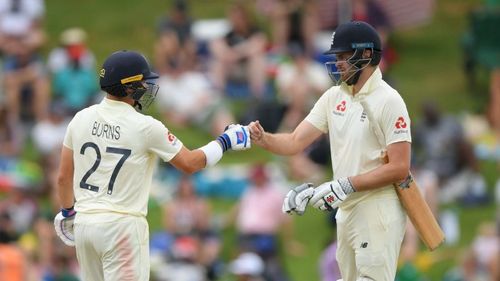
309,178,356,211
54,206,76,247
282,183,315,215
217,124,251,151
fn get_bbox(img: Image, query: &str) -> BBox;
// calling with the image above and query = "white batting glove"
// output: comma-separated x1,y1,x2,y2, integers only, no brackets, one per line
217,124,251,151
282,183,315,215
309,178,356,211
54,207,76,247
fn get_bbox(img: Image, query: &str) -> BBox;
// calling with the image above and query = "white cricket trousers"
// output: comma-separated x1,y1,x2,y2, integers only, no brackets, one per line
74,213,150,281
335,198,407,281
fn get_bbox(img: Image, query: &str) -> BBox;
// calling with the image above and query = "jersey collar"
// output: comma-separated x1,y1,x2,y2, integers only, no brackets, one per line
340,67,382,98
101,97,135,110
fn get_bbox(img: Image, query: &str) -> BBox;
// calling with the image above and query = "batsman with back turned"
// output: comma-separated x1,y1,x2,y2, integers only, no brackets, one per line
53,50,251,281
249,20,443,281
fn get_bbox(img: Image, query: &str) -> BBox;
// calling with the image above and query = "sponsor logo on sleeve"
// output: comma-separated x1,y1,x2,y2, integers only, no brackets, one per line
394,116,409,134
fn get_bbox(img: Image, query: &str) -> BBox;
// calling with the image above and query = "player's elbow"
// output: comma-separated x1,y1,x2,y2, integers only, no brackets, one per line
179,165,200,175
393,163,410,182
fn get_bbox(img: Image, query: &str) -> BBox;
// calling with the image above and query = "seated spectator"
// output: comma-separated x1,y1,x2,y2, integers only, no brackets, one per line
256,0,319,56
0,0,46,54
0,15,50,123
0,183,38,238
162,175,222,280
48,28,99,114
462,222,499,281
0,104,23,159
413,101,488,204
31,101,70,193
275,43,331,130
154,0,198,76
209,3,268,99
47,27,96,73
227,164,303,281
351,0,396,73
155,66,235,137
286,135,330,185
31,101,70,159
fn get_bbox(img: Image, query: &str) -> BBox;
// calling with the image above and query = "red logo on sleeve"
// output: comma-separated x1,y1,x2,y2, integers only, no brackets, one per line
167,132,176,143
395,117,407,129
336,100,347,112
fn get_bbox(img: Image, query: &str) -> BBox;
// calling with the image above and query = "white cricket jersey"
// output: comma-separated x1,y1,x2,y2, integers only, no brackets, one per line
63,98,183,218
305,68,411,209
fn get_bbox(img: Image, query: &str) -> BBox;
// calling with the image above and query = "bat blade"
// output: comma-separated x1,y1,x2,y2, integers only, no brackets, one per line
382,153,445,251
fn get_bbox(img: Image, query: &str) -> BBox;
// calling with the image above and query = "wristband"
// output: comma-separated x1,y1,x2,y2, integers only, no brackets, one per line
61,206,76,217
338,177,356,194
199,141,224,167
216,134,231,152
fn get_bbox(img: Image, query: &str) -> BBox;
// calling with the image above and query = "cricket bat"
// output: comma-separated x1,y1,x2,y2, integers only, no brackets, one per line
359,100,445,251
381,152,445,251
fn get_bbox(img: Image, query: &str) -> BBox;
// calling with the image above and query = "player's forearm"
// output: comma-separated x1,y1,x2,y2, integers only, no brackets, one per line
350,161,409,192
260,132,304,155
56,179,74,209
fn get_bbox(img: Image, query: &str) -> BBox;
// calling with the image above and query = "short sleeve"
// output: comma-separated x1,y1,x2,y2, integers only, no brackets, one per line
305,91,330,133
146,118,183,162
380,93,412,145
63,116,75,150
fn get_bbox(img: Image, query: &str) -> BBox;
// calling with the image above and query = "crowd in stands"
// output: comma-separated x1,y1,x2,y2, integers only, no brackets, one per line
0,0,498,281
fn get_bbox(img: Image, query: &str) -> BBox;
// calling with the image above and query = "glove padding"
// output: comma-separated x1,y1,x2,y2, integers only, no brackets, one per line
282,183,315,215
217,124,251,151
309,180,351,211
53,207,76,246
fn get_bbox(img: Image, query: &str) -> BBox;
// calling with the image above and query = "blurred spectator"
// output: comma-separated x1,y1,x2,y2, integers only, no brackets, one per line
162,175,222,280
155,67,235,137
47,27,96,73
0,103,23,158
275,43,330,130
209,2,268,99
462,222,499,281
229,251,266,281
462,3,500,141
412,101,488,205
0,0,46,54
256,0,319,56
31,101,70,192
316,0,396,73
0,212,28,281
228,164,302,281
318,211,341,281
351,0,396,73
0,14,50,123
31,101,70,158
48,28,99,114
0,183,38,237
286,135,330,185
154,0,198,76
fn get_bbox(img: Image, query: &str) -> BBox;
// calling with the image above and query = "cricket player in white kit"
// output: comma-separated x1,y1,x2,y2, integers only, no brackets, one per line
249,21,412,280
53,50,251,281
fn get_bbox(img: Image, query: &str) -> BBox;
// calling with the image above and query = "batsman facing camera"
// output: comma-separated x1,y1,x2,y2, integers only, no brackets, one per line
54,50,250,281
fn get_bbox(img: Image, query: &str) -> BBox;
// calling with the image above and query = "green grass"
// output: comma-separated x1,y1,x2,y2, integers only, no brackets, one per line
41,0,498,280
